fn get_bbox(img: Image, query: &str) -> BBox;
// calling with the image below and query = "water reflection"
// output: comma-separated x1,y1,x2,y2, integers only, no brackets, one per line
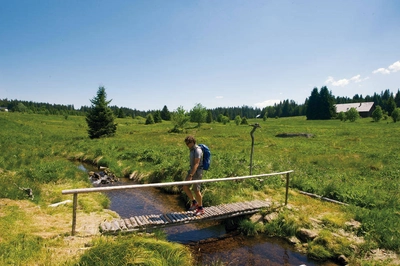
192,235,335,266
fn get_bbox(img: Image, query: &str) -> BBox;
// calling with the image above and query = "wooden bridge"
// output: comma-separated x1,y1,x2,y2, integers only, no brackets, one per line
100,199,276,235
62,170,293,236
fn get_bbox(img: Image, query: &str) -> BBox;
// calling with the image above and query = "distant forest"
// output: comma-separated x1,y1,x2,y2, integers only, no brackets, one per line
1,87,399,120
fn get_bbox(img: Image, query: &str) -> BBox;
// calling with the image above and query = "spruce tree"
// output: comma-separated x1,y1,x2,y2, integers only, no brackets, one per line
306,88,320,120
86,86,117,139
160,105,171,121
319,86,336,119
306,86,335,120
153,110,162,123
206,110,213,123
145,114,155,125
386,96,396,116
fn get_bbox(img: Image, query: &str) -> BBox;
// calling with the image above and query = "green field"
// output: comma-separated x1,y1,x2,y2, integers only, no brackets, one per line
0,112,399,265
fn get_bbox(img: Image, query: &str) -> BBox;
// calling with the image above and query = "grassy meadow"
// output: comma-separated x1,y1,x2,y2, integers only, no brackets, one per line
0,111,399,265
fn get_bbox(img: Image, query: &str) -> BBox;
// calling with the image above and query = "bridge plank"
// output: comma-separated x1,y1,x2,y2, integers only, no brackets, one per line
100,199,276,234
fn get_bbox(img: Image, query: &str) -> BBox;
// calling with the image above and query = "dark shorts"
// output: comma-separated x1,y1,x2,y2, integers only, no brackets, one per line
186,169,203,191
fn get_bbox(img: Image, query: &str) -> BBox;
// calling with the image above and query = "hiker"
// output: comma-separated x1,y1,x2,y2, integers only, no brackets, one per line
183,135,204,216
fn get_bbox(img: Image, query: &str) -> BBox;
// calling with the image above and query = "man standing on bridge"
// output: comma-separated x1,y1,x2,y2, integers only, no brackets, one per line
183,136,205,216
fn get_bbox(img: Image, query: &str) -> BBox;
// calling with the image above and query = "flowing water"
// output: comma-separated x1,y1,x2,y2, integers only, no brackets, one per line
79,164,337,266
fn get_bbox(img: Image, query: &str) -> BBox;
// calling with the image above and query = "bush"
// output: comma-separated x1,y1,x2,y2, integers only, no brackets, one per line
391,108,400,122
346,108,360,122
372,106,383,122
337,111,346,121
234,115,241,125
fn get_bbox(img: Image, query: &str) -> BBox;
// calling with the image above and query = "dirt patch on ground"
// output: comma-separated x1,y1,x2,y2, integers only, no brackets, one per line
0,198,118,264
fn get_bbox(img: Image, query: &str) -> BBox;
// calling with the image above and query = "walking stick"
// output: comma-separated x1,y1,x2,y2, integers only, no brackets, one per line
249,123,261,175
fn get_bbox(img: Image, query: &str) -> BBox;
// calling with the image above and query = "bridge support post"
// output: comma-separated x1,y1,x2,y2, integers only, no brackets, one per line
72,193,77,236
285,173,290,205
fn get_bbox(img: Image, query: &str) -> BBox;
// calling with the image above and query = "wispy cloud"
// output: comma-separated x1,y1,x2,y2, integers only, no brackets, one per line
372,68,390,74
325,75,369,87
254,99,281,108
373,60,400,74
388,61,400,72
326,60,399,87
216,96,223,99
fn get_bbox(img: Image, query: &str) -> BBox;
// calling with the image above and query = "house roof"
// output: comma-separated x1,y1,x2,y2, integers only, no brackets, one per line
334,102,374,113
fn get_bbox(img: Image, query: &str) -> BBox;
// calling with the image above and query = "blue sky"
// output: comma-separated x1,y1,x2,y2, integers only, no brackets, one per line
1,0,399,111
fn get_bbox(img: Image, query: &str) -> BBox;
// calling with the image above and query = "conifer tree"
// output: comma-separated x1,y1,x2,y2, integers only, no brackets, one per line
86,86,117,139
118,108,125,118
319,86,336,119
206,110,213,123
160,105,171,121
153,110,162,123
386,96,396,116
145,114,155,125
306,88,320,120
306,86,335,120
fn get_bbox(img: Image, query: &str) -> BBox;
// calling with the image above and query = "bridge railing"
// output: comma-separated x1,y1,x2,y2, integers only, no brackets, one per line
62,170,294,236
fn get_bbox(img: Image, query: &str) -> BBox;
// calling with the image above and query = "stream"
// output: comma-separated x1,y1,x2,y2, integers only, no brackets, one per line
79,164,337,266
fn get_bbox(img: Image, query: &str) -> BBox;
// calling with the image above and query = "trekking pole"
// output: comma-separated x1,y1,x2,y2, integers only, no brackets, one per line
249,123,261,175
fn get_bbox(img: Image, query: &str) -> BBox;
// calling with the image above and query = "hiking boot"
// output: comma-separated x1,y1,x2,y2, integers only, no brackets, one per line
194,208,205,216
188,202,198,211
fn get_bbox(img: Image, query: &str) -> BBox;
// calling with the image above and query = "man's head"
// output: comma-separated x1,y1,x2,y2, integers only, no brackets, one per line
184,136,196,146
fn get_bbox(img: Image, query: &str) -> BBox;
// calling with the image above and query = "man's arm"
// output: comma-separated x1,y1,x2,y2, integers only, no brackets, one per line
189,158,200,178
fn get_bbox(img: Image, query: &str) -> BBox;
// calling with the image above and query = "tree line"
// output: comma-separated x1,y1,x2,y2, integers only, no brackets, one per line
1,87,399,121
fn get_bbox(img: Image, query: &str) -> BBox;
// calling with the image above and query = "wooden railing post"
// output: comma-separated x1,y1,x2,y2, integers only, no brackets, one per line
72,193,77,236
285,172,290,205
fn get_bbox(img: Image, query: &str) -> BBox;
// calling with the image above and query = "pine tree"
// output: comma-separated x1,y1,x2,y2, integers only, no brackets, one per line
386,96,396,116
86,86,117,139
160,105,171,121
306,86,335,120
206,110,213,123
145,114,155,125
306,88,320,120
394,89,400,107
319,86,336,119
118,108,125,118
153,110,162,123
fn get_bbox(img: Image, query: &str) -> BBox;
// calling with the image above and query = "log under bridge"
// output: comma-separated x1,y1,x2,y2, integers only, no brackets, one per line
62,170,294,236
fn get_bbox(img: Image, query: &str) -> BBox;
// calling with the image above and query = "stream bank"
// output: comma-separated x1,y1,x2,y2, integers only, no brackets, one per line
80,163,337,265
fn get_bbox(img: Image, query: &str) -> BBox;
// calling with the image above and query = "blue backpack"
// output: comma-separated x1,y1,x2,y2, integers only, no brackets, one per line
198,144,211,170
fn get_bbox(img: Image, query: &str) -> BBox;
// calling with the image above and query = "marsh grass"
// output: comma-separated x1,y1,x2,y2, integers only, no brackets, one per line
1,112,399,264
77,235,193,266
